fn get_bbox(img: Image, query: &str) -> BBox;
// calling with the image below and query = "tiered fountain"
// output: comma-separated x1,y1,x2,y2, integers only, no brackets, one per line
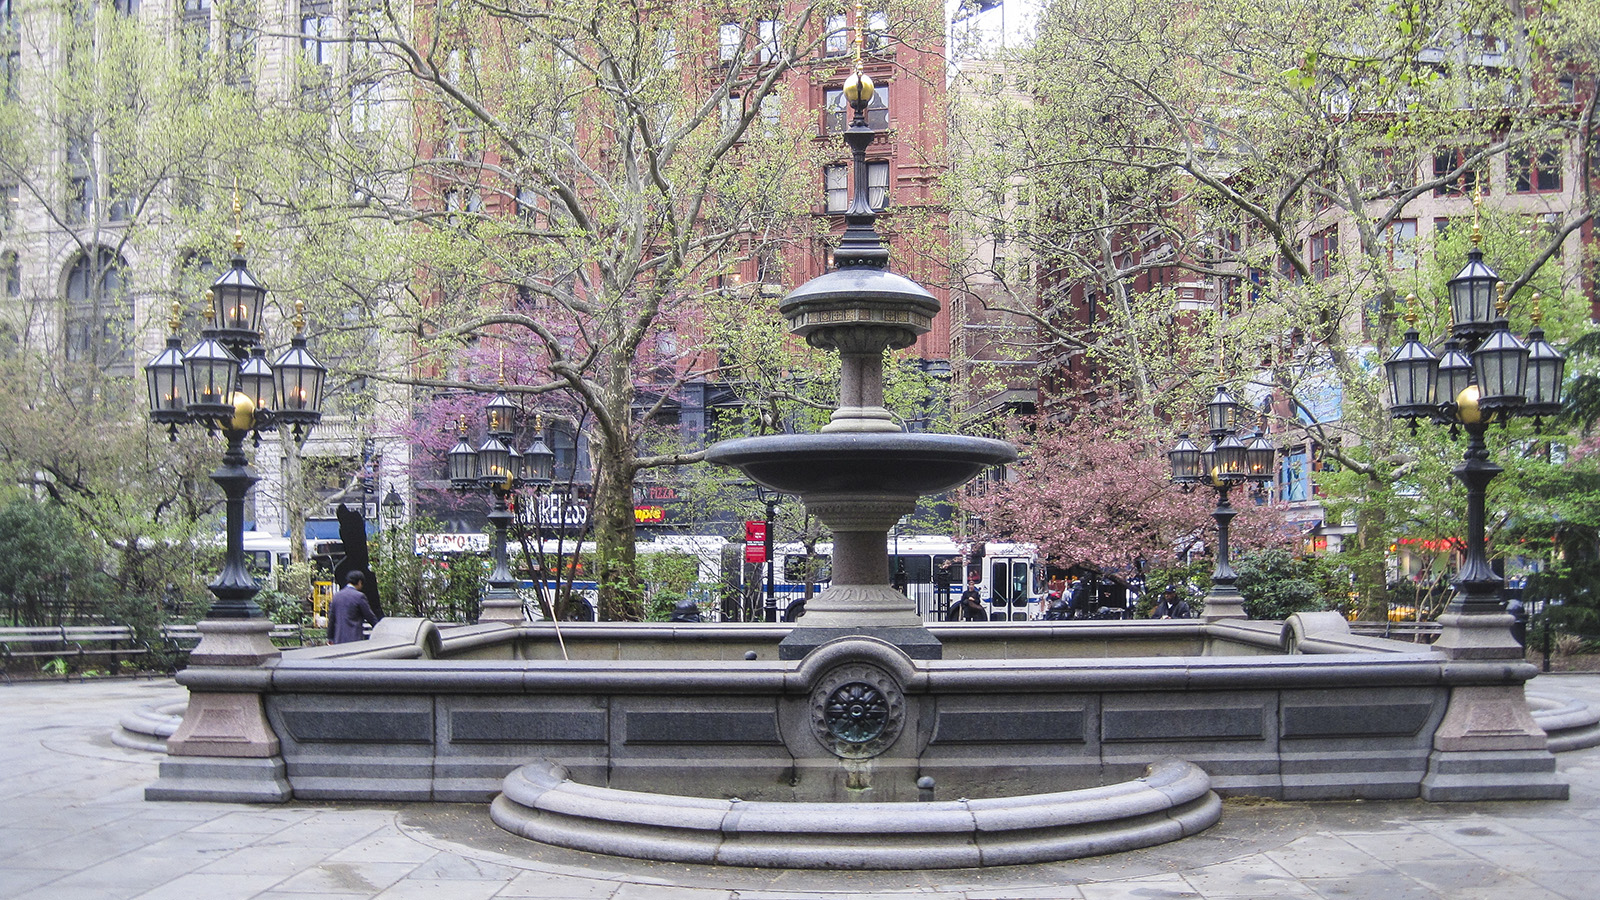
145,40,1568,875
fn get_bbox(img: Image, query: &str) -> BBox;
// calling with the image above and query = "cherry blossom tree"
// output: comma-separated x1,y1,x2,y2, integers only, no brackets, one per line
963,407,1291,575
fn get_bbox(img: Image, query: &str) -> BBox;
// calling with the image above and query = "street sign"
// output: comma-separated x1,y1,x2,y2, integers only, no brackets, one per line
744,520,767,542
745,542,767,564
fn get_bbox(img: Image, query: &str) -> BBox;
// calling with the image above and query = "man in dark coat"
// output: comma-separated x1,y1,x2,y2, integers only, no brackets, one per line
1153,588,1192,620
328,570,379,643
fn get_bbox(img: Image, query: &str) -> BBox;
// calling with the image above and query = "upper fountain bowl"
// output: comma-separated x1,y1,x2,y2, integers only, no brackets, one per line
779,268,941,353
705,432,1017,497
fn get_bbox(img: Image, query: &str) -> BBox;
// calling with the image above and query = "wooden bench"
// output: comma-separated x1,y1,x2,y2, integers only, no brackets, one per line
1349,620,1442,643
0,625,151,681
159,623,306,670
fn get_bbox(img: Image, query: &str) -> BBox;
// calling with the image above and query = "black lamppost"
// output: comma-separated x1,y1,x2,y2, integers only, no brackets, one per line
1168,386,1275,619
1383,220,1566,659
380,484,404,530
145,236,327,625
755,484,780,621
447,387,553,623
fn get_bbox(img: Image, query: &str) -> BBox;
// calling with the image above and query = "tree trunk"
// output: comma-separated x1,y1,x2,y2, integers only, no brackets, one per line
590,429,641,620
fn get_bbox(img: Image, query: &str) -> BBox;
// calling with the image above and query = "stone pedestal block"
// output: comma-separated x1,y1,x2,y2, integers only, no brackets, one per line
145,756,291,803
1419,683,1567,801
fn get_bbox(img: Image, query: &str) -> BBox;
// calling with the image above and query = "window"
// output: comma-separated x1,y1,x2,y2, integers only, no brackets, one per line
1433,217,1451,234
824,85,889,133
866,10,889,52
1362,148,1413,192
1558,76,1576,104
113,0,139,14
1433,147,1483,197
824,164,847,213
350,80,383,133
824,14,847,56
657,28,676,70
718,22,741,63
350,0,382,65
757,20,780,64
1527,213,1564,261
181,0,211,64
1,182,16,232
106,153,130,222
1510,145,1562,193
1380,219,1417,269
300,0,337,68
63,248,132,368
759,93,780,136
1,0,17,101
67,175,93,225
1309,226,1337,280
2,251,18,297
867,160,889,211
720,93,742,136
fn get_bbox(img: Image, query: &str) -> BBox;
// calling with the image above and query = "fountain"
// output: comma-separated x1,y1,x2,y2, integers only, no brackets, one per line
143,51,1568,873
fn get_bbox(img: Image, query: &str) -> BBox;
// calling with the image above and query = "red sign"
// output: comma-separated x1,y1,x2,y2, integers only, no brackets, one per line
744,520,769,563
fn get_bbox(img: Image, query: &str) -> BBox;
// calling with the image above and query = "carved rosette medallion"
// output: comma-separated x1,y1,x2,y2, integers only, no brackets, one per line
810,663,905,759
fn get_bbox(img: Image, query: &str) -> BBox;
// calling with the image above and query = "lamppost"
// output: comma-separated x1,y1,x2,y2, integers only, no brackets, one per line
144,233,327,632
1383,220,1565,659
380,484,404,529
141,212,327,803
755,484,780,621
1168,387,1275,619
446,388,553,624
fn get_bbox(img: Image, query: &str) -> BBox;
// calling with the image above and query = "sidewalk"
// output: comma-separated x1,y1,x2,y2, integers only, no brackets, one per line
1,674,1597,900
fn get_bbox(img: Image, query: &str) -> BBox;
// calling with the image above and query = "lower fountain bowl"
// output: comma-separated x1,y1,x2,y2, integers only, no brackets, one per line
704,433,1017,496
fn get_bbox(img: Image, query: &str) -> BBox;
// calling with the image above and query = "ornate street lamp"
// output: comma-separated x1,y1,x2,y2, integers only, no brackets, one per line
144,232,325,628
380,484,405,530
447,392,546,624
1169,389,1274,620
1382,225,1566,660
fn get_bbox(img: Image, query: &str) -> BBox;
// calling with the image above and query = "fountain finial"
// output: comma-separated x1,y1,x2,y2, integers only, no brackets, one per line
831,1,889,270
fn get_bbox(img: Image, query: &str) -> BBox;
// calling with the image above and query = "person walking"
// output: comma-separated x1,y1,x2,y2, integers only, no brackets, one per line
328,570,379,644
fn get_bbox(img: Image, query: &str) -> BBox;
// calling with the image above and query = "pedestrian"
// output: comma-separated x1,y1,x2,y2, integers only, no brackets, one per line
328,570,379,644
1153,588,1191,620
951,585,987,621
1041,589,1068,620
1065,576,1086,619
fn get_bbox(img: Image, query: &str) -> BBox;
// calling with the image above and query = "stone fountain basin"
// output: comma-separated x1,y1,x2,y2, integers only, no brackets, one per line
705,433,1017,496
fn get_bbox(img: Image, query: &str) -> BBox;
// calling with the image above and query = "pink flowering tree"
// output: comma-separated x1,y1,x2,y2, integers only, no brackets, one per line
962,408,1292,577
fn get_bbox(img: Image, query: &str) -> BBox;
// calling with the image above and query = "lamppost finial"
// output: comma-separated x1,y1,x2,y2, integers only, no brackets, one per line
232,178,244,254
1471,188,1483,246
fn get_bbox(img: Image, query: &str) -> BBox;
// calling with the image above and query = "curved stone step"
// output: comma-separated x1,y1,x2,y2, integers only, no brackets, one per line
491,757,1220,869
1528,692,1600,753
111,701,184,754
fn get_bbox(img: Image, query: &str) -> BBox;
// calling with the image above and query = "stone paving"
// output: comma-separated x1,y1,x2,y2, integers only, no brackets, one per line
2,674,1598,900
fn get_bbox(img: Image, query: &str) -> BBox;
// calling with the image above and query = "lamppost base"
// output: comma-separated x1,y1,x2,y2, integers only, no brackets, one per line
1433,611,1525,660
480,587,524,624
188,618,282,667
151,619,290,803
1419,683,1567,801
1201,585,1247,621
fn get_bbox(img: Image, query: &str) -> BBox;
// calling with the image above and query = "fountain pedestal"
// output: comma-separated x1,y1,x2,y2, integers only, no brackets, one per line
776,492,940,659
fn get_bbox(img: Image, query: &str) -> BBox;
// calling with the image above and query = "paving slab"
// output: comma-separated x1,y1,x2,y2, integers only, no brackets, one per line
2,675,1600,899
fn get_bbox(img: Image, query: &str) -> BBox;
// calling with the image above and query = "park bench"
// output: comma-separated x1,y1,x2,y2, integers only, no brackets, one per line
159,622,306,671
1348,620,1442,643
0,625,151,681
